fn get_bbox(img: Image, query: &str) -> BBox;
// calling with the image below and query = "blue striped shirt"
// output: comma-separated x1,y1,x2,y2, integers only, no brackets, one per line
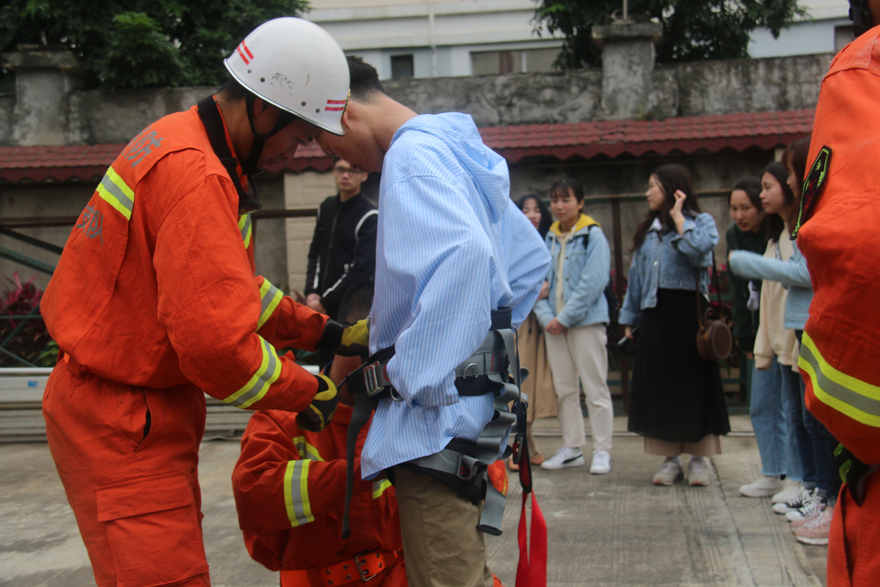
360,113,550,478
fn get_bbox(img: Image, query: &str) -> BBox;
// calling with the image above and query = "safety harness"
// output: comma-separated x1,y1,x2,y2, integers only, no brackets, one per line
341,308,521,537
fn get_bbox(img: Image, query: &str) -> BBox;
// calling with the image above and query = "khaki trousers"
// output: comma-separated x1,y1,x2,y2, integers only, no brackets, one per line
544,323,614,451
393,466,494,587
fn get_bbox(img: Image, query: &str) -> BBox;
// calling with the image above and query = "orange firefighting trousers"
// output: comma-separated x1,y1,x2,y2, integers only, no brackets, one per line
44,360,210,587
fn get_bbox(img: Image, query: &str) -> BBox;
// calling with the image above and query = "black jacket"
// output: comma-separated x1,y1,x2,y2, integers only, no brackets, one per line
305,193,378,320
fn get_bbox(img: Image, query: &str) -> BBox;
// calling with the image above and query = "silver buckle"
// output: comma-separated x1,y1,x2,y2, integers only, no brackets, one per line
355,552,379,582
363,362,382,397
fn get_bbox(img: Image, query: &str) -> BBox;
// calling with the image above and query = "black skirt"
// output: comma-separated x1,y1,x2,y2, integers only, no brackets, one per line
627,289,731,443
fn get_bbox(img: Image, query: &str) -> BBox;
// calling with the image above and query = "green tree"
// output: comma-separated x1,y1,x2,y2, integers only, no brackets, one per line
534,0,807,68
0,0,310,90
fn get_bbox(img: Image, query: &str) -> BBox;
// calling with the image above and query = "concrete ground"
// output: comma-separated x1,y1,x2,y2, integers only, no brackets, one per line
0,415,827,587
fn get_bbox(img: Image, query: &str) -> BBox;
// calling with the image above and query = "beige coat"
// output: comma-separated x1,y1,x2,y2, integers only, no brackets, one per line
754,230,799,370
518,311,557,421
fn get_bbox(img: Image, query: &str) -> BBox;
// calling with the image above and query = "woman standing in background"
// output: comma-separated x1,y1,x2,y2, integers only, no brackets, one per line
620,164,730,486
509,194,557,470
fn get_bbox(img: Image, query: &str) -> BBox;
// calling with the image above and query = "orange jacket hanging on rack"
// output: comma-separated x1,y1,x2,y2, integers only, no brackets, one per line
42,102,327,411
233,404,508,587
795,25,880,587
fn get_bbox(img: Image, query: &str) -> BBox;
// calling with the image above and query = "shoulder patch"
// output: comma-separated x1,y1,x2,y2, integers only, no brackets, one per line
791,146,832,240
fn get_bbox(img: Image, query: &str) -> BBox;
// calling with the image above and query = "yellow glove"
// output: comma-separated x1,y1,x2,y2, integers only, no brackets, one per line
317,318,370,357
295,374,339,432
338,319,370,357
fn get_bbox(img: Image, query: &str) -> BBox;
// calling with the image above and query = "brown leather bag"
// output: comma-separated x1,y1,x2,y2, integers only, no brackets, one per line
695,258,733,362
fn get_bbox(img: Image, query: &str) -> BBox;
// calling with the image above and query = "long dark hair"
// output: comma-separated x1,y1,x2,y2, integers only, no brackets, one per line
516,194,553,239
781,135,812,229
762,161,794,243
632,164,700,250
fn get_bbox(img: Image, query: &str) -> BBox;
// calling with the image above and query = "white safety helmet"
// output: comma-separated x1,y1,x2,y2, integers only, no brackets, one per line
224,17,349,136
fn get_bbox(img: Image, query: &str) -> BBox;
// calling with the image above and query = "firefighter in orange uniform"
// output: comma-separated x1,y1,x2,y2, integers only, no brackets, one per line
40,18,363,587
794,2,880,585
232,287,508,587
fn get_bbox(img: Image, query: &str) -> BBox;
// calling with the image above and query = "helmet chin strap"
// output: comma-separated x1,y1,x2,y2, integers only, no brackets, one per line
849,0,874,37
243,93,297,176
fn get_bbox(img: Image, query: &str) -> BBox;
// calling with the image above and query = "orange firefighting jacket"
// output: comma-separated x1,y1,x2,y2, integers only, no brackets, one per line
42,103,326,411
797,26,880,466
232,405,401,573
232,404,509,576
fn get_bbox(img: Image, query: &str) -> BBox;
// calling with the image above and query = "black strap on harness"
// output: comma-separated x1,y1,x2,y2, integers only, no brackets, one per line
197,96,262,214
340,307,527,539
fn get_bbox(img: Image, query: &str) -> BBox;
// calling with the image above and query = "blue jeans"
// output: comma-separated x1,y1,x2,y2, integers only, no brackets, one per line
795,331,842,500
780,361,816,487
750,356,801,480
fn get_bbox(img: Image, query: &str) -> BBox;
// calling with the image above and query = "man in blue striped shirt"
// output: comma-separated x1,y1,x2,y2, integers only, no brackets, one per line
316,57,550,586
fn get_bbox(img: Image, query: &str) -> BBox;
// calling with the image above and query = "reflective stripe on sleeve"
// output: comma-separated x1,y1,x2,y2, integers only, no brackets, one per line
239,214,253,249
798,333,880,427
257,279,284,330
223,337,282,409
292,436,325,462
372,479,392,499
96,167,135,220
283,460,314,527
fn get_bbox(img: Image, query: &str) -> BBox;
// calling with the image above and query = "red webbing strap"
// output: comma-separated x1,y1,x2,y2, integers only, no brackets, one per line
513,439,547,587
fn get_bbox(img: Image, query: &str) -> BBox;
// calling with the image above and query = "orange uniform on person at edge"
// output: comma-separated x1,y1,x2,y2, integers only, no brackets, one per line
39,18,351,587
795,4,880,585
233,407,509,587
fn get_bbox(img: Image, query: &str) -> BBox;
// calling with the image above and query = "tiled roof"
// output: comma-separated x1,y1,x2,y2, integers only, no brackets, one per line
0,144,127,183
0,109,814,183
478,109,815,162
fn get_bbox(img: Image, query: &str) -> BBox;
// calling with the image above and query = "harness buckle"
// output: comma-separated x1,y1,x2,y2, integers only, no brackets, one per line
355,552,379,582
362,362,383,397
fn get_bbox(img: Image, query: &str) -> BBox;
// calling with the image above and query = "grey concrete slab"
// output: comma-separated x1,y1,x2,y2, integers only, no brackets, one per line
0,416,828,587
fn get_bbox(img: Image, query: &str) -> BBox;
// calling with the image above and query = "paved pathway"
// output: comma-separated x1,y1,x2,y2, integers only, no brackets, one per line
0,416,827,586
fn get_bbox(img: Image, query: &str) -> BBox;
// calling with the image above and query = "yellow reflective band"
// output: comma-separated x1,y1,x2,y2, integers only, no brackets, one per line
257,279,284,330
96,167,135,220
283,460,314,527
372,479,392,499
223,337,282,409
292,436,325,462
239,214,253,249
798,333,880,428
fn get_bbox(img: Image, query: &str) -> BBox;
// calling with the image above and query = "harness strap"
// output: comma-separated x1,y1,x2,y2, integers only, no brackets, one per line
340,309,523,539
196,96,261,214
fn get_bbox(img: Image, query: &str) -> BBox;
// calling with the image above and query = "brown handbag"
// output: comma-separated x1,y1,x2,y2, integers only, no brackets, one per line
694,256,733,362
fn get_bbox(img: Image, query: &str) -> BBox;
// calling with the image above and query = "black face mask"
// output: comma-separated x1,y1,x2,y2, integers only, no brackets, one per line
849,0,874,38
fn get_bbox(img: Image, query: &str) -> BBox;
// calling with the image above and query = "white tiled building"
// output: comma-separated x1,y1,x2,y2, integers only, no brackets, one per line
306,0,852,80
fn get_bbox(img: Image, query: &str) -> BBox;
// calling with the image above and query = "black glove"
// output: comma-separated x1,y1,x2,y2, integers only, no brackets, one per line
317,319,370,357
295,374,339,432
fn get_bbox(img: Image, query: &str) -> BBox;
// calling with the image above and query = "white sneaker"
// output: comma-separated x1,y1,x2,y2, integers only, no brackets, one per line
688,457,711,486
771,478,803,504
541,447,584,470
589,450,611,474
772,487,811,515
786,489,825,522
653,457,683,486
739,475,783,497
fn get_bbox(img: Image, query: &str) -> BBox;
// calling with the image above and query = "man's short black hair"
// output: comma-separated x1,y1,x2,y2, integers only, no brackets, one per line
218,76,252,102
347,56,384,102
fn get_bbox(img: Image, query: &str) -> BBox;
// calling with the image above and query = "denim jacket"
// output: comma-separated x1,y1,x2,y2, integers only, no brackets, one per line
534,214,611,329
619,211,719,327
728,238,812,331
